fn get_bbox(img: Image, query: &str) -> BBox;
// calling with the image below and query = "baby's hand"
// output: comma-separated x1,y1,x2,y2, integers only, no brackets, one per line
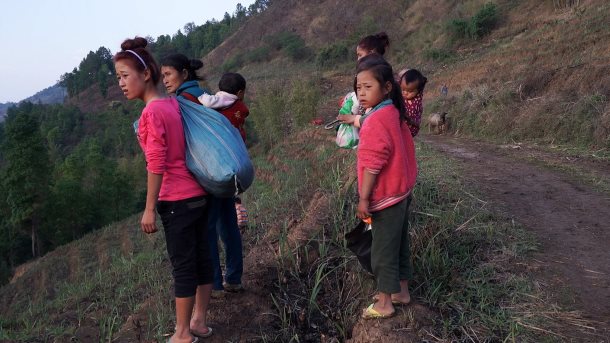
405,91,418,100
337,114,356,124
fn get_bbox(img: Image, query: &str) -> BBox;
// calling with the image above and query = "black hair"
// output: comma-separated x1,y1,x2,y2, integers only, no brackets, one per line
402,69,428,94
114,37,161,85
218,73,246,95
358,32,390,56
160,53,204,81
354,54,410,124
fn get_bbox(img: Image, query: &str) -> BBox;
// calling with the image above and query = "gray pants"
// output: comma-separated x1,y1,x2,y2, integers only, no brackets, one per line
371,196,413,294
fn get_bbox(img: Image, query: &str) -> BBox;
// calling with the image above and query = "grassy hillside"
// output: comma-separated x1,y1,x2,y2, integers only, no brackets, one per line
1,0,608,341
2,125,598,341
204,0,609,148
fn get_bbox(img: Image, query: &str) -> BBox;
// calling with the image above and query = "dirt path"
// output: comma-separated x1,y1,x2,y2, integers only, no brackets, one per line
419,134,610,329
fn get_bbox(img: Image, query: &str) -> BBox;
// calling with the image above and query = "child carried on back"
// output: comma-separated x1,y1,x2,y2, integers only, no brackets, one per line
199,73,250,229
199,73,250,142
397,68,427,137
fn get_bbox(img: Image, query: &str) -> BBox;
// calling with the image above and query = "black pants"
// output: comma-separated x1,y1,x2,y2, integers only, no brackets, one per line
157,195,214,298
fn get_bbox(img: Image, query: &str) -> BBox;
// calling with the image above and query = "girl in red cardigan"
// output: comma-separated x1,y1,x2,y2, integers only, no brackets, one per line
355,54,418,319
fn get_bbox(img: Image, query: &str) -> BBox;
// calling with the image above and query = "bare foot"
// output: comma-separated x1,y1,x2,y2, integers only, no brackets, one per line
392,293,411,305
190,318,212,337
372,293,411,305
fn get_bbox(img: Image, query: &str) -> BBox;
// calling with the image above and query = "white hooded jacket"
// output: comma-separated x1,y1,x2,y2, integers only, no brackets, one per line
198,91,239,110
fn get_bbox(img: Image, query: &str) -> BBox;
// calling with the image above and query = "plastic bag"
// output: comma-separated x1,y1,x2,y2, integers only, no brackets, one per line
336,123,359,149
345,220,373,274
177,96,254,197
339,92,360,116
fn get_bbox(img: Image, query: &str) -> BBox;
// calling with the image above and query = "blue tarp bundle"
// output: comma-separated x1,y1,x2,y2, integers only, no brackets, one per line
177,96,254,197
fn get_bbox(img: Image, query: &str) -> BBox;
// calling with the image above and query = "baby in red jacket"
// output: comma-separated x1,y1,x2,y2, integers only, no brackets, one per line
198,72,249,142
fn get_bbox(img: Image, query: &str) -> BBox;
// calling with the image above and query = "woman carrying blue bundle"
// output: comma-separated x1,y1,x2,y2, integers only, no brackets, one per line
161,55,246,296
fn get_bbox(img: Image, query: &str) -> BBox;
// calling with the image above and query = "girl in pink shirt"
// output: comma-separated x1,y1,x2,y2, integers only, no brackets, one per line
355,54,418,320
114,37,213,342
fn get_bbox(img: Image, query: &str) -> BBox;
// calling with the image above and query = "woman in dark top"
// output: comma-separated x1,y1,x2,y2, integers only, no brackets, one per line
161,54,245,295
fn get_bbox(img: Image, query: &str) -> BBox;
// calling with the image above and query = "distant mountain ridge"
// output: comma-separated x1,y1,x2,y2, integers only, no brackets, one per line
0,84,67,121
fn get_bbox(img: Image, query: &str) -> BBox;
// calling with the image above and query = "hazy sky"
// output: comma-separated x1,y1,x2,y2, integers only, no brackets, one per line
0,0,255,103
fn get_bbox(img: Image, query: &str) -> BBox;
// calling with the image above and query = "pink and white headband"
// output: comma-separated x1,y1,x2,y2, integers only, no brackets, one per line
125,50,147,69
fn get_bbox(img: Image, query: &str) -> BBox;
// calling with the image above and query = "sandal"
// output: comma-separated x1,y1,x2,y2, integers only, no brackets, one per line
361,304,395,319
211,289,226,299
167,337,199,343
223,283,244,293
191,326,213,338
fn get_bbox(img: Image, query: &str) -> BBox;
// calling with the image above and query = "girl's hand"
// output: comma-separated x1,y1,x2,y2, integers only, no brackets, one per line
141,209,158,234
357,199,371,220
338,114,356,124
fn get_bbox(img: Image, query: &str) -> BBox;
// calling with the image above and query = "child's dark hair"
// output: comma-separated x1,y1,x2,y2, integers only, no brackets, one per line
355,54,411,125
358,32,390,56
113,37,161,84
218,73,246,95
161,53,204,81
402,69,428,94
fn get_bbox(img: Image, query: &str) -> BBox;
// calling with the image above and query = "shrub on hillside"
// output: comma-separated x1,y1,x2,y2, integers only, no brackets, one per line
244,46,272,63
283,36,310,60
222,54,244,72
449,2,498,40
424,48,456,63
265,32,310,61
315,41,350,68
250,77,321,150
251,85,287,150
288,79,319,126
552,0,580,9
265,32,296,50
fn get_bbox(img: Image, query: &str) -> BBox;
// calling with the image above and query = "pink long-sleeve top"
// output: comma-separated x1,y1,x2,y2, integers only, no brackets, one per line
357,102,418,212
137,97,206,201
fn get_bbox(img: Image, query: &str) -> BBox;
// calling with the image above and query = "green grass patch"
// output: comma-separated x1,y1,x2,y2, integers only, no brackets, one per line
427,87,610,149
448,2,498,41
0,218,174,342
249,78,320,151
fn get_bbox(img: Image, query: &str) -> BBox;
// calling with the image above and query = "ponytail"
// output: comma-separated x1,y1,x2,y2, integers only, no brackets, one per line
161,53,204,81
358,32,390,56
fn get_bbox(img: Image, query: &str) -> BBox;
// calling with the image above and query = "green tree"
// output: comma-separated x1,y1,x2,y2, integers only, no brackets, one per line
1,104,50,257
97,64,110,98
183,22,196,35
234,3,247,20
0,177,30,284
